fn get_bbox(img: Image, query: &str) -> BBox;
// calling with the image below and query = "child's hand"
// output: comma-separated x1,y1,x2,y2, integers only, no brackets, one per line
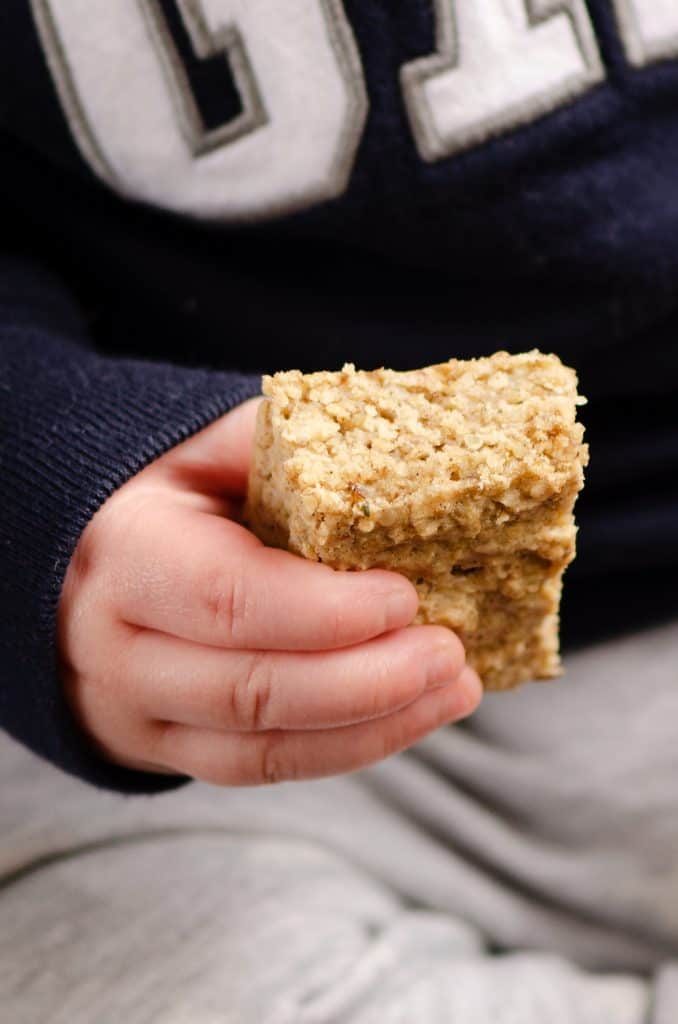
57,399,481,785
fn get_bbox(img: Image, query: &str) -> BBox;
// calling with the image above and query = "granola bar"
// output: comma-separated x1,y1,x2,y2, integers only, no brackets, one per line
246,351,588,690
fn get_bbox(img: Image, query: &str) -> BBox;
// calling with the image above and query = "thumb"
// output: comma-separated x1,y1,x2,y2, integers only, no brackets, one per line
158,395,263,497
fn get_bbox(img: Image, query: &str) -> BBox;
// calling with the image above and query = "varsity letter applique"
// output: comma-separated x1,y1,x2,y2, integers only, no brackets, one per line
610,0,678,67
30,0,367,220
400,0,604,162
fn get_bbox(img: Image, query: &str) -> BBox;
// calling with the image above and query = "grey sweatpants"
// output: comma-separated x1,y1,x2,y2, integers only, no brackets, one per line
3,621,678,1023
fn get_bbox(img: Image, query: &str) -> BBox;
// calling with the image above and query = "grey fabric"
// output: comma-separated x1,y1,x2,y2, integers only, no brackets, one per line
653,966,678,1024
2,621,678,1022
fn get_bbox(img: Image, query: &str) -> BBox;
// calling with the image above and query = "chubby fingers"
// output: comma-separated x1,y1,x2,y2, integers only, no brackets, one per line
125,624,466,732
152,666,482,785
108,503,418,651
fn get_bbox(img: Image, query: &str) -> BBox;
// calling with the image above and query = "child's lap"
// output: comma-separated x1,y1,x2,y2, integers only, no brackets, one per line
0,788,647,1024
3,621,678,1021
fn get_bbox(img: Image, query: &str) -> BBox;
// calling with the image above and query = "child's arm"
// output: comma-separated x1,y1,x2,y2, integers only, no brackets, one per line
1,252,480,791
0,250,256,791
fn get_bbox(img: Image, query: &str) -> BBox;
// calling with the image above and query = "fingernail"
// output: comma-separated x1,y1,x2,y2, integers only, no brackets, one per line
458,666,483,712
426,646,463,688
385,587,417,625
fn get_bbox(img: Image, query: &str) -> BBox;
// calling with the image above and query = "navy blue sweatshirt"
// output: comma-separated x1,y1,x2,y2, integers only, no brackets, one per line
1,0,678,791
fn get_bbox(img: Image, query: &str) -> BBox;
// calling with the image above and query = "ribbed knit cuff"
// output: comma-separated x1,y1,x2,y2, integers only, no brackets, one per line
0,260,261,792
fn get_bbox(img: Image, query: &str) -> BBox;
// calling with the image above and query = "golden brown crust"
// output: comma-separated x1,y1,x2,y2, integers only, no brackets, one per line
246,351,588,690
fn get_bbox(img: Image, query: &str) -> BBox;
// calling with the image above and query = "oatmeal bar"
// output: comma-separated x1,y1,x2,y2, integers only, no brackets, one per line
246,351,588,690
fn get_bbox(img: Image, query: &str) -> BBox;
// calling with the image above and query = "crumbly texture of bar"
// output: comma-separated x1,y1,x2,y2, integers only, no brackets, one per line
246,351,587,690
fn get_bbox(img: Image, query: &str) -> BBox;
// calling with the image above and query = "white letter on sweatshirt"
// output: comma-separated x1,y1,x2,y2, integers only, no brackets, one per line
401,0,604,162
610,0,678,67
30,0,367,220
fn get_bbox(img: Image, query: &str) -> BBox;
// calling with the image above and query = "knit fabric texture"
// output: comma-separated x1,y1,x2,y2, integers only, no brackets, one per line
0,256,260,791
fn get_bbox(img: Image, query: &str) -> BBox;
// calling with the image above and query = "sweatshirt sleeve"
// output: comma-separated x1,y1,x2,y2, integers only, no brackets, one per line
0,252,261,793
